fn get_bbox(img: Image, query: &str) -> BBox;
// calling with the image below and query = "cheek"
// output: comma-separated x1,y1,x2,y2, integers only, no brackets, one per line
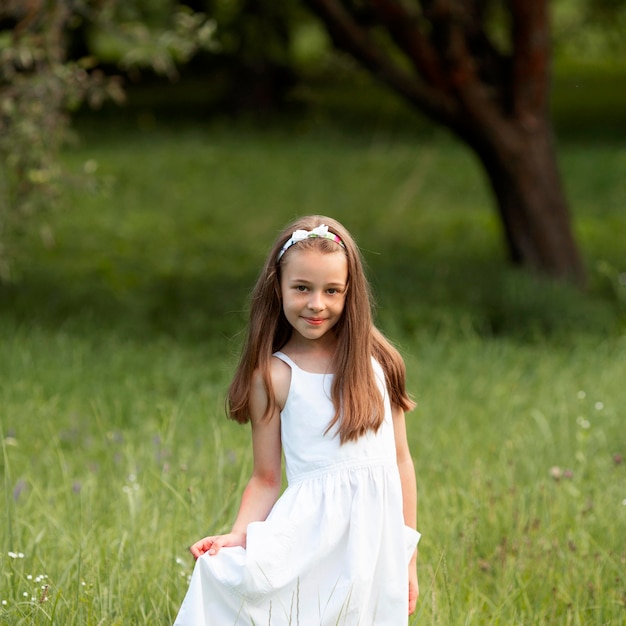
283,294,302,313
334,296,347,313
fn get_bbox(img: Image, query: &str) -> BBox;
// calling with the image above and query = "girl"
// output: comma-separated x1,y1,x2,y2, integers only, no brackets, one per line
174,216,420,625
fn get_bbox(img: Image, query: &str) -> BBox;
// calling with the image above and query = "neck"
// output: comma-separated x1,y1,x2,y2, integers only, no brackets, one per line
281,333,338,373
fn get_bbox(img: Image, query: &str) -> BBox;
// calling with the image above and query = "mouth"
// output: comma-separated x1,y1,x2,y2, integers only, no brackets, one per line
303,317,325,326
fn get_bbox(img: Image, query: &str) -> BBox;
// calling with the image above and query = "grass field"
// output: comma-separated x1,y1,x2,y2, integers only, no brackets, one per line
1,76,625,624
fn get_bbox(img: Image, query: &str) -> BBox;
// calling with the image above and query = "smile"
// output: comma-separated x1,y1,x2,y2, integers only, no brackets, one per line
303,317,325,325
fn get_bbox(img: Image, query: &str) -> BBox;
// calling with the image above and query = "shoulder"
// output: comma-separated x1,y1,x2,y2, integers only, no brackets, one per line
270,355,291,410
249,357,291,417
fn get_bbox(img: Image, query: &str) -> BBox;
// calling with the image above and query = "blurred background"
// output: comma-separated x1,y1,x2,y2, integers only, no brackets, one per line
1,0,625,339
0,2,625,624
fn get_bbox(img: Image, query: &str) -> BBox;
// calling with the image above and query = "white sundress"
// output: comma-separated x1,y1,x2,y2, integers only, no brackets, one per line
173,352,420,626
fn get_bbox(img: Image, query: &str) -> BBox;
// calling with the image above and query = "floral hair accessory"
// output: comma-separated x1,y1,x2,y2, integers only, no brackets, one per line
276,224,345,262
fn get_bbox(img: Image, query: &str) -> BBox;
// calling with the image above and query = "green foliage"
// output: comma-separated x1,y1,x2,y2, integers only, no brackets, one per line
200,0,302,63
0,2,124,281
89,5,217,79
553,0,626,60
0,1,215,282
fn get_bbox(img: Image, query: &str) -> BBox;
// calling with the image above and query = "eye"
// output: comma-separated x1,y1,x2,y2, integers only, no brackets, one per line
327,288,338,295
295,285,308,292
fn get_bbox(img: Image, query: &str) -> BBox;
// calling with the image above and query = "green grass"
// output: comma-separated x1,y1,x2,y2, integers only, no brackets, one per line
1,99,625,623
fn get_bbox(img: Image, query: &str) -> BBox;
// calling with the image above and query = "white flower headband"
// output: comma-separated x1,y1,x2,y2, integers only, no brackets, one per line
276,224,346,262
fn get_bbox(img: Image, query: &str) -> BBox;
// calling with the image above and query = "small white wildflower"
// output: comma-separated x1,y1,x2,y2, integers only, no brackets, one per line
576,416,590,429
577,390,586,399
2,599,7,605
128,473,137,483
27,575,32,580
81,581,86,587
176,557,185,566
30,596,35,602
23,592,28,597
18,553,24,558
594,401,604,411
8,552,17,558
549,466,562,480
622,499,626,506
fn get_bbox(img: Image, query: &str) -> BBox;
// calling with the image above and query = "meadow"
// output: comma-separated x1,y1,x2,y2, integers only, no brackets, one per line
1,70,625,624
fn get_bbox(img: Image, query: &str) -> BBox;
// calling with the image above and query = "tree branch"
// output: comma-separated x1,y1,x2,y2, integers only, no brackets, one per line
303,0,458,125
509,0,550,122
370,0,446,90
416,1,511,140
456,0,509,92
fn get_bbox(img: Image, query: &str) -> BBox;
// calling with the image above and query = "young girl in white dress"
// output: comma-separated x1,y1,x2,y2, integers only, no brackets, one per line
174,215,420,625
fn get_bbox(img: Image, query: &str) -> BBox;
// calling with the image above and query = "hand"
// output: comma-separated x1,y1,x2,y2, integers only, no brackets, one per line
408,563,419,615
189,532,246,559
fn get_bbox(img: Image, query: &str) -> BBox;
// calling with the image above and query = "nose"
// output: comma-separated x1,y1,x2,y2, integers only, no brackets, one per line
307,291,324,311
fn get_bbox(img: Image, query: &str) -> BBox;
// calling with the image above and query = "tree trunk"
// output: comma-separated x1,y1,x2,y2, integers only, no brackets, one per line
460,117,586,284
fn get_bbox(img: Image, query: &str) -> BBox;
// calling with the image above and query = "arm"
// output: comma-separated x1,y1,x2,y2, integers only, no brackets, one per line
190,365,284,559
392,404,419,615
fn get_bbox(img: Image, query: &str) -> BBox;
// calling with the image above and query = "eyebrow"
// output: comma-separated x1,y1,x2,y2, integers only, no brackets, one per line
288,278,346,287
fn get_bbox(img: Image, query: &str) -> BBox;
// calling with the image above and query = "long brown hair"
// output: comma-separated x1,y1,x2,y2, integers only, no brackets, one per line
227,215,414,443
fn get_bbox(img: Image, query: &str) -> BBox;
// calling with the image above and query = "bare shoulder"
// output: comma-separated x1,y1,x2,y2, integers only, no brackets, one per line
270,356,291,410
248,358,291,421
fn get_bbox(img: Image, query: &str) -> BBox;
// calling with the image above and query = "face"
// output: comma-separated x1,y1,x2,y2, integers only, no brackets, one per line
280,248,348,347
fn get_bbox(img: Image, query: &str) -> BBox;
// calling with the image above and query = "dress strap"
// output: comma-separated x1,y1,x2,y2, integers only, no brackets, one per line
272,351,333,377
273,351,297,369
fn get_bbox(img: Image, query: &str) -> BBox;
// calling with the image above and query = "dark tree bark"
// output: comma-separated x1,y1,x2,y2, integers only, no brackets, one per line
302,0,586,284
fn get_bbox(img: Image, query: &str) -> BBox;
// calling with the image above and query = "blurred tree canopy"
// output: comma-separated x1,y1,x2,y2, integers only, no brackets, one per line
0,0,213,280
1,0,624,282
553,0,626,57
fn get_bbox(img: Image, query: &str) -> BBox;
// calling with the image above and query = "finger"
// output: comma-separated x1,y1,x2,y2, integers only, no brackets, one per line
408,584,419,614
190,537,214,559
208,539,222,556
189,543,202,559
